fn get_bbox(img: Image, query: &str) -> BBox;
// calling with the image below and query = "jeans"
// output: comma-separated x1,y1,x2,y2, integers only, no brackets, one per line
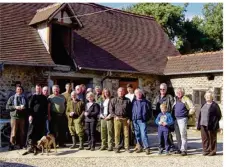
133,120,149,149
174,117,188,151
158,126,169,151
46,120,50,135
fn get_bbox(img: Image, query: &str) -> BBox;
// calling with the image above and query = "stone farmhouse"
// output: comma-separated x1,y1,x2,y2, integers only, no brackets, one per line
0,3,223,125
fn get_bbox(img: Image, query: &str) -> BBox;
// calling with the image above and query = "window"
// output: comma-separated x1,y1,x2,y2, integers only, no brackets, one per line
193,90,206,105
214,88,221,102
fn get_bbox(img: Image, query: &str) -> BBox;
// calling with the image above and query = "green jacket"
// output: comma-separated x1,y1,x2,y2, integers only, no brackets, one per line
6,95,28,119
66,99,85,125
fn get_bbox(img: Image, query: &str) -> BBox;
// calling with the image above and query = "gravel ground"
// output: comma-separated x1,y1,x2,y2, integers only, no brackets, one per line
0,156,223,167
0,129,223,167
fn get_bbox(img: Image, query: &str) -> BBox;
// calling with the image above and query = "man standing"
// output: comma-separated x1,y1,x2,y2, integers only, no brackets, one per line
66,91,85,149
94,86,103,104
62,83,72,104
94,85,103,141
26,84,48,153
62,83,72,143
48,85,66,147
152,83,175,152
109,87,132,153
42,86,49,97
132,88,152,155
75,85,85,102
6,86,27,150
80,84,87,98
42,86,50,135
125,84,135,102
7,81,22,100
125,84,136,148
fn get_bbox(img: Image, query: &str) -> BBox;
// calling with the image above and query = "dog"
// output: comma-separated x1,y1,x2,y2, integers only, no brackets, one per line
22,139,38,156
37,134,57,155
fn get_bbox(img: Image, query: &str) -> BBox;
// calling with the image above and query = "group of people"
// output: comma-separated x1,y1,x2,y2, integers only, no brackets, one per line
6,82,222,156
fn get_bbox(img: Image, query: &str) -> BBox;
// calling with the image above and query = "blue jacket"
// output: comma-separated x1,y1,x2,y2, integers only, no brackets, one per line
132,99,152,121
155,112,174,127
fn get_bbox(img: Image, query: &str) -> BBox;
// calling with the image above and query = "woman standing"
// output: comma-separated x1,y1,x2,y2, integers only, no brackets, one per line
197,91,222,156
84,92,100,151
99,88,114,151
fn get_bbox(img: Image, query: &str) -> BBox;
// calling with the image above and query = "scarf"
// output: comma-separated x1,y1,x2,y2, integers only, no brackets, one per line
14,94,26,107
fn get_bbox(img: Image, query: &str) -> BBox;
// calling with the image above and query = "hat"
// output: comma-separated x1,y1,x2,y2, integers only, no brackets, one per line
126,84,133,88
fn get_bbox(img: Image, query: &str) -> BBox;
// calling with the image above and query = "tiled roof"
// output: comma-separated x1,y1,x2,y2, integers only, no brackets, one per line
29,3,63,26
0,3,180,73
71,3,180,74
0,3,55,66
164,51,223,75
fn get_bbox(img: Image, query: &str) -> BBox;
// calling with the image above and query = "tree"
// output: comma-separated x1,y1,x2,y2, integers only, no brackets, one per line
200,3,223,49
125,3,223,54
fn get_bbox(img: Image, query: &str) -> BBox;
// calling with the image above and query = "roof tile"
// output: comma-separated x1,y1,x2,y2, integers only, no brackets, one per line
164,51,223,75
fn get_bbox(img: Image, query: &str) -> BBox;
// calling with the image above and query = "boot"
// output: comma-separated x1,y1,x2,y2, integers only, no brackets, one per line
69,136,76,149
136,147,143,153
134,143,140,151
78,137,84,150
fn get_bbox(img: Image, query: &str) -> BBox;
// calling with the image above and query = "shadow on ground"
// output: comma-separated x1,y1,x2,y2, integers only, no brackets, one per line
56,150,79,156
0,161,36,167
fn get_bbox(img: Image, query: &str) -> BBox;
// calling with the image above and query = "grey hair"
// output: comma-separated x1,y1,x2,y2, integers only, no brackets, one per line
42,86,48,91
204,90,214,99
86,88,93,92
134,88,144,95
175,87,185,95
117,87,125,91
71,91,77,97
86,92,94,99
52,85,59,90
95,85,101,90
75,85,81,90
160,83,167,90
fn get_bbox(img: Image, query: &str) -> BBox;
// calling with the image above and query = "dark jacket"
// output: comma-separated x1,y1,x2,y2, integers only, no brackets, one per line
197,101,222,131
132,98,152,121
152,94,174,117
109,96,132,119
29,94,48,121
6,95,28,119
85,103,100,122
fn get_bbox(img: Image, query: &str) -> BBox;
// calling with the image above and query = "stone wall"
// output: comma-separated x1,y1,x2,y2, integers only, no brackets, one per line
169,73,223,125
0,65,45,118
169,73,223,108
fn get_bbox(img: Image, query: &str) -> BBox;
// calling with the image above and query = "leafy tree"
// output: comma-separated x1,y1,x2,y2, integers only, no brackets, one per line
125,3,223,54
200,3,223,49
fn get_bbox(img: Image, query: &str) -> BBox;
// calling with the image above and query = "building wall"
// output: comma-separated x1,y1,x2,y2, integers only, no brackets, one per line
103,73,161,101
0,66,46,117
169,73,223,108
169,73,223,126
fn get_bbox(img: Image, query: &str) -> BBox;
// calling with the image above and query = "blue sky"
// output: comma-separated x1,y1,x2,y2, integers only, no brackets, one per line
100,3,205,20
